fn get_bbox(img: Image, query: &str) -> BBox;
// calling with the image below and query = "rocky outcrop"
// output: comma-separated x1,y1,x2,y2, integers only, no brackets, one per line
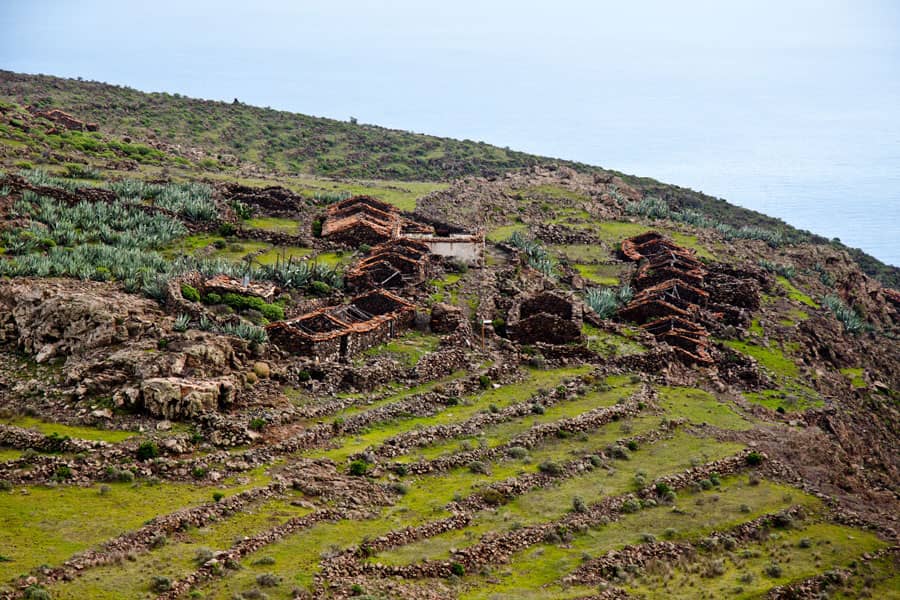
141,377,237,419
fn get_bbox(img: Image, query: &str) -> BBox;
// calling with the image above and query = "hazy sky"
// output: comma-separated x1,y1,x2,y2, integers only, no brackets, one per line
3,1,899,263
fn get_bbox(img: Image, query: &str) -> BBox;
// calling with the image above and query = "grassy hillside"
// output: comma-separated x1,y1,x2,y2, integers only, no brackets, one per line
0,69,897,286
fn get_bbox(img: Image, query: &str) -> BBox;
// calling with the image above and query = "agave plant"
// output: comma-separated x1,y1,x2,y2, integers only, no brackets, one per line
173,314,191,332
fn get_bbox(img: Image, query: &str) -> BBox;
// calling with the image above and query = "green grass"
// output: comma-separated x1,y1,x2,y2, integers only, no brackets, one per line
254,245,314,265
625,522,887,599
657,387,753,431
310,250,352,267
430,272,462,304
0,416,136,443
0,469,270,583
0,448,22,462
777,276,818,308
243,216,301,234
487,223,527,243
46,496,312,599
829,552,900,599
359,331,441,368
572,262,621,285
582,324,646,358
459,477,820,599
840,368,866,389
307,366,591,465
375,433,745,566
723,339,822,412
394,378,639,463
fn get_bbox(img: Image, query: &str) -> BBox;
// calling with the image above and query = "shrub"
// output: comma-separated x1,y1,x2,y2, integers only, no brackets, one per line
137,441,159,461
23,586,51,600
388,482,409,495
218,222,236,237
627,440,639,451
53,465,73,481
745,451,764,466
249,417,267,431
538,461,563,476
308,280,331,297
764,562,783,578
655,482,672,496
0,479,12,492
699,478,714,490
478,374,491,389
256,573,281,587
572,496,587,513
507,446,528,459
799,537,812,549
151,575,173,592
180,283,201,302
468,461,491,475
450,562,465,576
641,532,656,544
203,292,222,305
349,459,369,477
621,499,641,513
213,492,225,503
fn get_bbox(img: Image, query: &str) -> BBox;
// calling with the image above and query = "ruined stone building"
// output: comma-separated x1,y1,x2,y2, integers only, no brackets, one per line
266,290,415,362
619,232,713,365
321,196,403,246
508,290,584,345
345,238,432,291
27,107,99,131
321,195,484,265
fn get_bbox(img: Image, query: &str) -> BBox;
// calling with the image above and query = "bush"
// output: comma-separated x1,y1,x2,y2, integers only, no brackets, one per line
249,417,267,431
203,292,222,305
349,459,369,477
621,498,641,513
137,441,159,461
0,479,12,492
256,573,281,587
308,280,331,297
478,374,491,389
572,496,587,513
538,461,563,476
468,461,491,475
213,492,225,503
151,575,172,592
745,451,764,466
626,440,639,451
764,563,783,578
53,465,73,481
507,446,528,459
450,562,465,576
179,284,200,303
23,586,51,600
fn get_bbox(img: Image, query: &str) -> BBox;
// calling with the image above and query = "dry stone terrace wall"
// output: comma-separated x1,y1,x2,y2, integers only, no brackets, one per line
316,452,763,583
565,505,809,586
379,386,655,476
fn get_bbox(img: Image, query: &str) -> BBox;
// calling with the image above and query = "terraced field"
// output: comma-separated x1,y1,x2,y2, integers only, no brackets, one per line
0,360,889,600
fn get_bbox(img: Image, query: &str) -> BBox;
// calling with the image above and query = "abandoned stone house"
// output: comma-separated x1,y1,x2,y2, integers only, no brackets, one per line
508,290,584,345
27,107,99,132
265,289,415,362
619,232,713,366
321,195,484,265
321,196,403,246
345,238,432,291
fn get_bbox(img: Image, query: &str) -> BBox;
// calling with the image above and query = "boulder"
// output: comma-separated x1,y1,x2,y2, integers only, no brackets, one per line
141,377,236,420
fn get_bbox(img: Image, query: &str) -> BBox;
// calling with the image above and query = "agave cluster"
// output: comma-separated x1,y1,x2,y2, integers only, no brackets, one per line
758,259,796,279
507,231,558,278
313,191,352,204
4,192,186,252
625,197,784,247
193,317,267,343
585,285,633,319
19,168,83,192
822,294,865,334
107,179,217,221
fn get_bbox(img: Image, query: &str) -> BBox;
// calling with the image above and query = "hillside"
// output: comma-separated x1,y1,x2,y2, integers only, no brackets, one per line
0,72,898,600
0,69,897,287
